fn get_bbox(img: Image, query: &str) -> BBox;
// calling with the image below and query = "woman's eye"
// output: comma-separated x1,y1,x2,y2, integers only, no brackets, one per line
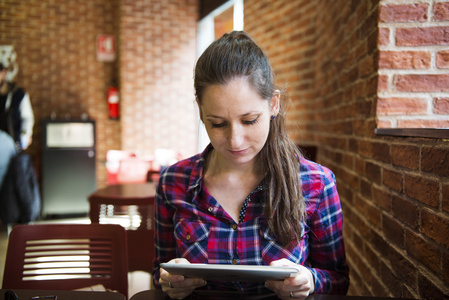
243,118,259,125
211,122,226,128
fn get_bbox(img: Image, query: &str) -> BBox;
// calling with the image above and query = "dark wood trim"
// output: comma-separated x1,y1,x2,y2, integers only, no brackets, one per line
199,0,228,19
375,128,449,139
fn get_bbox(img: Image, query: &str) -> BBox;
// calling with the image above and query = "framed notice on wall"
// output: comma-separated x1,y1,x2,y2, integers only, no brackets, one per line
97,35,115,62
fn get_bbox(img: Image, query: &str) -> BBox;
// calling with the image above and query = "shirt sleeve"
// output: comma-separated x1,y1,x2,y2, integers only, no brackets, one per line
152,173,178,289
305,167,350,294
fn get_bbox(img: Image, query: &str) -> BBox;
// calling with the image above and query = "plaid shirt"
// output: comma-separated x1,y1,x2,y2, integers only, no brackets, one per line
152,145,349,294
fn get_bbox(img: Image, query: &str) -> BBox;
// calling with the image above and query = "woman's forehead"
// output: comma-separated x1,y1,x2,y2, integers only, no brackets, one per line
202,79,268,108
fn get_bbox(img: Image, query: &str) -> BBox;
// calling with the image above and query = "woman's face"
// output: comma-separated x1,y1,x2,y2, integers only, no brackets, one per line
199,77,279,167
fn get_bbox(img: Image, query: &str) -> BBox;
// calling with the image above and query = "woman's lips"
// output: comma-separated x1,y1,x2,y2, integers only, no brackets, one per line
229,148,248,155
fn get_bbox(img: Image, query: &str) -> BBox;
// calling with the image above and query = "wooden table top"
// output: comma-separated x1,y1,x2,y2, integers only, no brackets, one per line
89,182,156,202
129,289,411,300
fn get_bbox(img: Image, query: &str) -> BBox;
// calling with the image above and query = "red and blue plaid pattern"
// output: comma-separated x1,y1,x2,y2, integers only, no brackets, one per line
152,144,349,294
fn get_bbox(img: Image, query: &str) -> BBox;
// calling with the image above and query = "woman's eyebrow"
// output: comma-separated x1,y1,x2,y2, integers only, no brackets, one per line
205,112,261,119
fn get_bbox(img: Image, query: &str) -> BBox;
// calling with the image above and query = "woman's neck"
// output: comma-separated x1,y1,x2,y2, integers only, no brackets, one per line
205,149,263,180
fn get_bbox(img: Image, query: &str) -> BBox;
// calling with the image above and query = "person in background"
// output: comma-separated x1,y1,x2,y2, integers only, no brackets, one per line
152,31,349,300
0,62,34,152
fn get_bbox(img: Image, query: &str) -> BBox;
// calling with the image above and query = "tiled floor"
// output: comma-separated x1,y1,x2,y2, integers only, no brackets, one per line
0,219,151,299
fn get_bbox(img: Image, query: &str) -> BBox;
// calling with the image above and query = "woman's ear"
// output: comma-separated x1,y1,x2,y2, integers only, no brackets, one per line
270,90,280,116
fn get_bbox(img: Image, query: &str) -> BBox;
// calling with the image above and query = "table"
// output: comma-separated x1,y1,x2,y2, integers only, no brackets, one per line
130,290,411,300
88,182,156,272
1,289,125,300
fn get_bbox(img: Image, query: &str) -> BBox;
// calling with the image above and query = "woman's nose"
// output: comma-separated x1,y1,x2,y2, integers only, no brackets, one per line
228,124,244,148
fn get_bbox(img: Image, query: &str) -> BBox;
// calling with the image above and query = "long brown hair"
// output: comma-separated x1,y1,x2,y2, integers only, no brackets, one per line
194,31,305,245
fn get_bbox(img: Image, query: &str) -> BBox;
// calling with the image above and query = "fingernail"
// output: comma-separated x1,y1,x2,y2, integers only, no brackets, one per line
202,280,207,286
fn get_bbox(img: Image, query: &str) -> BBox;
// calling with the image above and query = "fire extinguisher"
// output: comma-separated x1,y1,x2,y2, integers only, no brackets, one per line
107,85,119,119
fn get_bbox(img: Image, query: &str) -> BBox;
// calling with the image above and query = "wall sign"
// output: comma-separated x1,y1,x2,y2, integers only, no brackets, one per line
97,35,115,62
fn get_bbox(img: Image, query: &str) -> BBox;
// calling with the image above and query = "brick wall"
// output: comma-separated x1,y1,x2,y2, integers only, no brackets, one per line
119,0,198,162
0,0,198,188
0,0,120,186
378,0,449,128
245,0,449,298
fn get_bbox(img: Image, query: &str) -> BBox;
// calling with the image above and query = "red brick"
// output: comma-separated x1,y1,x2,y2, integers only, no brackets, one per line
379,262,402,297
379,3,428,23
382,168,402,192
354,156,365,176
421,209,449,248
370,229,390,256
378,75,389,92
379,51,431,69
392,195,419,229
395,74,449,92
383,213,405,248
405,229,440,274
378,27,390,45
398,119,449,128
354,193,367,214
404,174,439,207
397,26,449,46
366,199,382,229
342,153,354,170
387,246,418,292
372,185,391,211
443,251,449,285
436,50,449,68
365,161,381,184
433,97,449,114
364,244,380,273
443,184,449,213
377,120,392,128
358,140,373,158
418,272,446,300
341,168,360,191
372,142,390,163
377,97,427,115
390,144,419,170
359,55,374,78
434,2,449,21
422,147,449,177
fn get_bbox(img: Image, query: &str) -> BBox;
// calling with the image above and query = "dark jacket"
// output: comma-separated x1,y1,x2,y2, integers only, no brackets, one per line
0,152,41,224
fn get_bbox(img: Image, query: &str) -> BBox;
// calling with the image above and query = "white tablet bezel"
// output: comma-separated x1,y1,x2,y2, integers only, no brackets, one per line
160,263,299,282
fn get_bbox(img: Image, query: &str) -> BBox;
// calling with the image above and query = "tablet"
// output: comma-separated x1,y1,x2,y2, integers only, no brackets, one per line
160,263,299,282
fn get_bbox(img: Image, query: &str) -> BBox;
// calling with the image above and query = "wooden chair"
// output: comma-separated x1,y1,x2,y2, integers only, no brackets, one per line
2,223,129,298
89,183,156,273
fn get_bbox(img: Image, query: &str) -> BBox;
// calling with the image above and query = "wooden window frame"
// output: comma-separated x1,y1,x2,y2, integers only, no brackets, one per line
375,128,449,139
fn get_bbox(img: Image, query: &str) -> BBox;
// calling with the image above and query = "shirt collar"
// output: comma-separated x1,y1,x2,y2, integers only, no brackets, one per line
186,143,213,193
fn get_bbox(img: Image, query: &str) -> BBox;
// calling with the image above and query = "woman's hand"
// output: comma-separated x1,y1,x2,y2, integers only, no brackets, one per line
159,258,207,299
264,259,315,300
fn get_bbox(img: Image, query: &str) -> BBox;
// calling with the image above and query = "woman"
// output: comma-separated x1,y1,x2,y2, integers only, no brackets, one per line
152,31,349,300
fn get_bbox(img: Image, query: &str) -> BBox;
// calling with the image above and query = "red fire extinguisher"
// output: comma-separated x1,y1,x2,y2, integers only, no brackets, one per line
107,85,119,119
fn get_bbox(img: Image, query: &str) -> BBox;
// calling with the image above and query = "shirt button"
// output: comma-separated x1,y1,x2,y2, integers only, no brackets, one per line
232,224,237,230
208,207,213,212
186,234,191,241
232,258,238,265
